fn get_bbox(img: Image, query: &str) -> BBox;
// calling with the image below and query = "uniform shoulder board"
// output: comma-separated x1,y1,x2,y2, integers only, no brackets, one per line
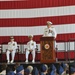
8,42,11,44
45,28,47,29
51,26,54,28
44,28,47,30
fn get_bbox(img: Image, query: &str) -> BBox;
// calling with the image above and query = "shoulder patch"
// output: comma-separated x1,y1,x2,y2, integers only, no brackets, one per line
51,26,54,28
45,28,47,29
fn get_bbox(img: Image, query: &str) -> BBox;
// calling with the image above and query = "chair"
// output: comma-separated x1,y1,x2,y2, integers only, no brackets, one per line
0,45,3,62
24,45,38,61
6,46,20,62
15,46,20,62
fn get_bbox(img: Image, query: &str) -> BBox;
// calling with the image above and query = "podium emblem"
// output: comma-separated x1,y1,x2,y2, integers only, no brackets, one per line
44,44,50,50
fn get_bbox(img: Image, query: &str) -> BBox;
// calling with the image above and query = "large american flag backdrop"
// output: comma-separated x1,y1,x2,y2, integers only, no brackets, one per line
0,0,75,59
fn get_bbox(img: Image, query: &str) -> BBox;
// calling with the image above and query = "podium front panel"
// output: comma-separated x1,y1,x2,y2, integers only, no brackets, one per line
40,37,56,63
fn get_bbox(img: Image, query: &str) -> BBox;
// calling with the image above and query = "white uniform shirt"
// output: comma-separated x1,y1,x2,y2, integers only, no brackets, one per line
8,41,17,50
27,40,36,50
0,70,6,75
43,26,57,38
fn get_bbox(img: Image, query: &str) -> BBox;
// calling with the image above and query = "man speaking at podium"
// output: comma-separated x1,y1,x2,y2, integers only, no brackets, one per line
43,21,57,38
43,21,57,48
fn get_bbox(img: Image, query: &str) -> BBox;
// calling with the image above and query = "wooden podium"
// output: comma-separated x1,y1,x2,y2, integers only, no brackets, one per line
40,37,56,63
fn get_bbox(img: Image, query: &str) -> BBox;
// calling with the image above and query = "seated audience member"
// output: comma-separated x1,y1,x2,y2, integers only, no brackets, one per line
27,65,33,75
69,66,75,75
61,63,67,70
6,66,13,75
16,65,24,75
49,64,57,75
0,63,7,75
44,64,48,71
6,36,17,63
40,64,48,75
57,65,66,75
16,73,22,75
14,62,20,74
32,67,39,75
24,68,30,75
49,70,56,75
25,35,36,63
61,62,69,75
50,64,56,71
7,71,15,75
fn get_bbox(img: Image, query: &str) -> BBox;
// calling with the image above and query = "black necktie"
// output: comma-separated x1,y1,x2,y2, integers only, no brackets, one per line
49,30,50,33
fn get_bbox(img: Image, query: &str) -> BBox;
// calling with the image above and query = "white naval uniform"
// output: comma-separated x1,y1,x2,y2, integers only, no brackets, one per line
43,26,57,48
6,41,17,62
43,26,57,38
0,70,6,75
26,40,36,61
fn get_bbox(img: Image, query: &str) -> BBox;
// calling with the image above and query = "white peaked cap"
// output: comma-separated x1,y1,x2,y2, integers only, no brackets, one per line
28,35,33,38
47,21,53,25
10,36,14,39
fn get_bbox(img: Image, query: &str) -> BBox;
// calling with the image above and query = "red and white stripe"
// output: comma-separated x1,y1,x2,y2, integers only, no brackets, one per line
0,0,24,1
0,0,75,52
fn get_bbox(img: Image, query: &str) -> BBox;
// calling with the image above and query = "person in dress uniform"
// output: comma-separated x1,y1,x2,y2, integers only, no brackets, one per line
6,36,17,63
43,21,57,48
43,21,57,61
25,35,36,63
43,21,57,38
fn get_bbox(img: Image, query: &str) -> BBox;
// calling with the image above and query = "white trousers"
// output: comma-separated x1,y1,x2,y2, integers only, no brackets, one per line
6,50,16,61
26,49,35,60
54,41,57,49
